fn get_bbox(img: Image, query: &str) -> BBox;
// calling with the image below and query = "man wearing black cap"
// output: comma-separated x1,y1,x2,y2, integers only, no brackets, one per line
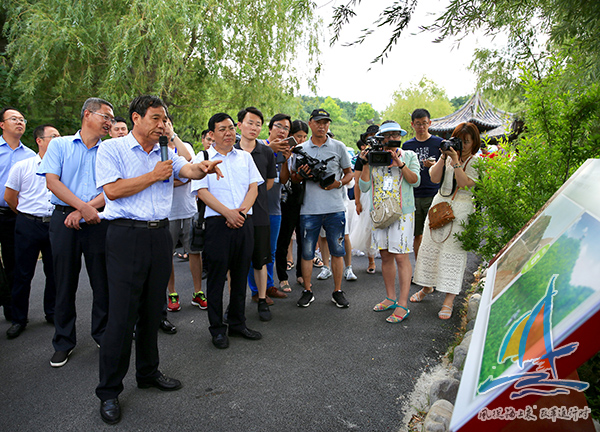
291,109,353,308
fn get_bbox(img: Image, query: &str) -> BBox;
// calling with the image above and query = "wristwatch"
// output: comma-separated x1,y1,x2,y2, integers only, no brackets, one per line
337,181,344,189
170,133,178,142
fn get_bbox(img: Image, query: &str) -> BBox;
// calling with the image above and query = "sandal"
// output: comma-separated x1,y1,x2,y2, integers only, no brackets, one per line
286,261,295,271
438,304,453,320
373,297,397,312
410,288,433,303
280,281,292,293
296,277,311,289
386,305,410,323
366,265,376,274
313,257,324,268
176,252,189,262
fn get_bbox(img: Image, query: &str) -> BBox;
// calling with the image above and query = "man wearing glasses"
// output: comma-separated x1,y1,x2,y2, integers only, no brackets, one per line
0,108,36,321
38,97,114,367
402,109,443,260
4,125,60,339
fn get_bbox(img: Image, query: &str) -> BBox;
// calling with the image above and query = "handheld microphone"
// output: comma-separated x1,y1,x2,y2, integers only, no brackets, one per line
159,136,169,161
159,136,170,183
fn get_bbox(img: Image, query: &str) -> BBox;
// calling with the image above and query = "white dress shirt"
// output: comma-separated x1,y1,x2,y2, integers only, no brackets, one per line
5,155,54,217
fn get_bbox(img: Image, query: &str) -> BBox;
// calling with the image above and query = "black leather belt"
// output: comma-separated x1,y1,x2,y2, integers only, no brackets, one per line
110,218,169,229
55,205,76,213
55,205,104,213
21,213,52,223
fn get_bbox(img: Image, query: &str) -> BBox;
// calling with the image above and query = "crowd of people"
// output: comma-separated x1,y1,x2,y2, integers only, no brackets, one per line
0,99,481,425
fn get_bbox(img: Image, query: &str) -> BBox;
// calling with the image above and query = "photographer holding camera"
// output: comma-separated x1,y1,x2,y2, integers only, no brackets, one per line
411,122,480,320
291,109,353,308
358,121,420,323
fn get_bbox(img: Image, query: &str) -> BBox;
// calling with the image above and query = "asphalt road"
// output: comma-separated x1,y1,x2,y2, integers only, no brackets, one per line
0,250,479,432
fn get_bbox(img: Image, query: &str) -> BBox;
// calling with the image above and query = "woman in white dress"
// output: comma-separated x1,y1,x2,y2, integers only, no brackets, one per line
411,122,481,319
358,121,420,323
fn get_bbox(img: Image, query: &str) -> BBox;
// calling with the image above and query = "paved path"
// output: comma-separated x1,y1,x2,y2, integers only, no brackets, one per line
0,251,479,431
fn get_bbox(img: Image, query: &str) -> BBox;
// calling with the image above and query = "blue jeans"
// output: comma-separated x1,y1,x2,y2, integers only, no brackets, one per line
300,212,346,261
248,215,281,295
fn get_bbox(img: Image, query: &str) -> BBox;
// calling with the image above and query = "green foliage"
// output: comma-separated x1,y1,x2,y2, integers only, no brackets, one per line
578,352,600,421
383,77,454,137
450,95,469,111
457,59,600,260
0,0,320,146
355,102,376,123
321,96,345,123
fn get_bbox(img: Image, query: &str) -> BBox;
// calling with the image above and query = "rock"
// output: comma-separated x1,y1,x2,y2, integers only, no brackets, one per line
466,319,476,332
424,399,454,432
452,331,473,370
466,294,481,322
429,378,460,406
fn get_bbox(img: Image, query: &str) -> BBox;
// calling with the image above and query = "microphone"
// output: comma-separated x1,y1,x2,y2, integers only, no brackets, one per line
159,135,169,161
159,135,170,183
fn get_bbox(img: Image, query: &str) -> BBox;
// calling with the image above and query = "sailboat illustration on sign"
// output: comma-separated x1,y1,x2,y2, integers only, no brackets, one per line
479,274,588,398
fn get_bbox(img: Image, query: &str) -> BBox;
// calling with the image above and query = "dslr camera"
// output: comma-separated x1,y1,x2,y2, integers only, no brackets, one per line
293,147,336,188
364,136,401,167
440,136,463,153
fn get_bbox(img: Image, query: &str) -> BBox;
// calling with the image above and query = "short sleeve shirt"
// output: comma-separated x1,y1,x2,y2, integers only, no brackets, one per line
37,131,103,205
402,135,443,197
0,136,36,208
234,141,276,226
95,133,189,221
297,137,352,215
193,146,264,219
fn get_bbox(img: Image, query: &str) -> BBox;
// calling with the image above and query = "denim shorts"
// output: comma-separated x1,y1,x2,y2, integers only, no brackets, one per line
300,212,346,260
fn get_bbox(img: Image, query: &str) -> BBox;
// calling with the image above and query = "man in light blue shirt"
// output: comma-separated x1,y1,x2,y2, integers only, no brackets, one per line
195,112,263,350
95,95,222,425
38,97,114,368
0,107,35,321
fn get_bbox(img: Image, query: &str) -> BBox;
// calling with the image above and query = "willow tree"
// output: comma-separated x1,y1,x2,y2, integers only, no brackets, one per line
1,0,320,140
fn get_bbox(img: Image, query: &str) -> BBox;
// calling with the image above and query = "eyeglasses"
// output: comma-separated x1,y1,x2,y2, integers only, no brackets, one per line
90,111,116,125
3,116,28,124
40,135,60,140
273,123,290,132
382,132,401,138
413,122,429,128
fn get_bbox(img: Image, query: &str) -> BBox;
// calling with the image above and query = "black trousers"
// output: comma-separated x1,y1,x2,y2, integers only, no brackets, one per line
275,200,303,283
0,211,17,312
49,208,109,351
204,216,254,337
96,223,172,401
11,214,55,325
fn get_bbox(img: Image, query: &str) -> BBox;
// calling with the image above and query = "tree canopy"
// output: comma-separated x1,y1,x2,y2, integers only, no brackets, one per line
0,0,320,144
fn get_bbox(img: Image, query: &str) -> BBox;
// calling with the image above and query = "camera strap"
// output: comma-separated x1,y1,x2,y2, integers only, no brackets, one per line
438,156,472,197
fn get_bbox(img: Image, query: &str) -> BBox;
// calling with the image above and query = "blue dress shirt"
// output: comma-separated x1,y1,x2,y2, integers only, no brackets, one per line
37,131,103,206
0,136,36,208
96,133,189,221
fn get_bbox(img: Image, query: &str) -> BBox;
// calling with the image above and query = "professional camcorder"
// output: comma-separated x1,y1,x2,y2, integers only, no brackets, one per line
440,136,463,153
293,147,336,188
363,136,401,167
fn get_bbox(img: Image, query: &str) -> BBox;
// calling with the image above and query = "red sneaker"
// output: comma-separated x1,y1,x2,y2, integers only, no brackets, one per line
167,293,181,312
191,291,207,310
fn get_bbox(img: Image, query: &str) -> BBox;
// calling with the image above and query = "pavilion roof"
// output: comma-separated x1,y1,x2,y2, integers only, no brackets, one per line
430,91,515,137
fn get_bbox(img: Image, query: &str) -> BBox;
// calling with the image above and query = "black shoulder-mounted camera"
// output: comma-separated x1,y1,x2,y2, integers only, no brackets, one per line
293,147,336,188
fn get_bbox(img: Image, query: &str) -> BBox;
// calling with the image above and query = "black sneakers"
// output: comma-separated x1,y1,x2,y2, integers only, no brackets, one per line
50,349,73,368
297,290,315,307
257,299,272,321
332,290,350,308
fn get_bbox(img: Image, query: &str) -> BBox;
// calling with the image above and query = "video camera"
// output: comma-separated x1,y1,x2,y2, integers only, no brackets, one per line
293,147,336,188
364,136,401,167
440,136,463,153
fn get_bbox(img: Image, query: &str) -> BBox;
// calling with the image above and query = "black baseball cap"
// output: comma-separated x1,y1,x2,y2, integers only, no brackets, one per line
309,109,331,122
360,124,379,141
